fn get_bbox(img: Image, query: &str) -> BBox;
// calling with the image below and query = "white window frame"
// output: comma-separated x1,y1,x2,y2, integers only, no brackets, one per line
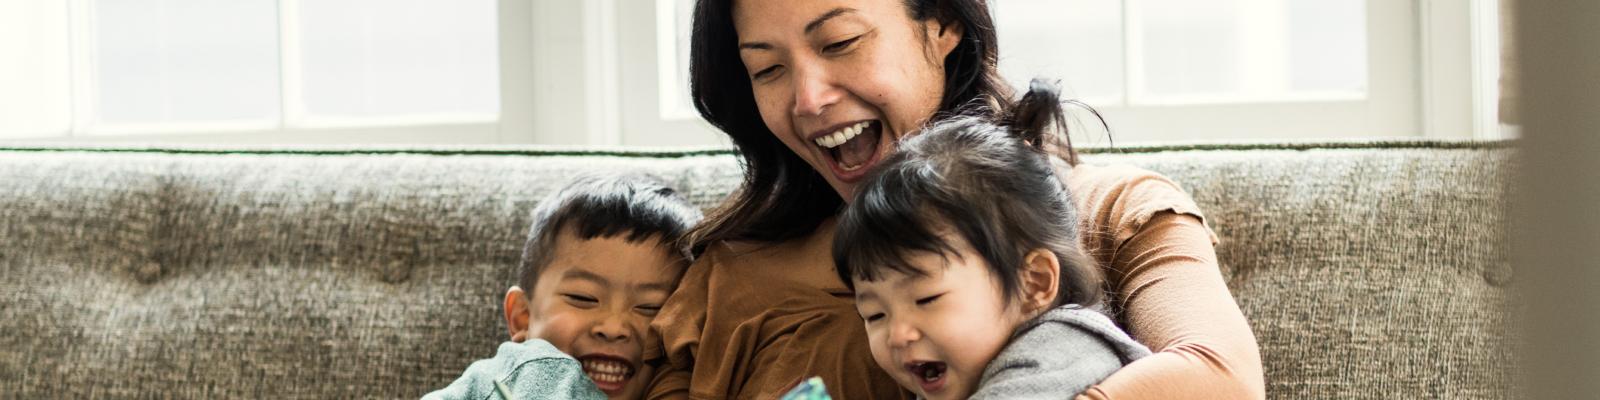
583,0,1503,147
22,0,1501,146
39,0,529,144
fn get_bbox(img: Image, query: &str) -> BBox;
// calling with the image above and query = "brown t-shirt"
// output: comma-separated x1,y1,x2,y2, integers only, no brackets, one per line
645,164,1265,399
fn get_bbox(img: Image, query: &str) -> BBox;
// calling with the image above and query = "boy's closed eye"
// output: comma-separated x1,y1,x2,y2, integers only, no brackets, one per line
634,303,663,316
561,293,599,308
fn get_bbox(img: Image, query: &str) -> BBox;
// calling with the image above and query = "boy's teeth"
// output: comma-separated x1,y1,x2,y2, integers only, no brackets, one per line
582,359,632,379
814,121,871,149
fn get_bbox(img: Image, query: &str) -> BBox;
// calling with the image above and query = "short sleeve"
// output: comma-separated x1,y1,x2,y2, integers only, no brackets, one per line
644,248,716,399
423,340,607,400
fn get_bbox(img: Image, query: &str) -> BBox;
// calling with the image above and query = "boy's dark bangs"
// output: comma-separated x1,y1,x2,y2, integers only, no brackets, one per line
520,174,704,291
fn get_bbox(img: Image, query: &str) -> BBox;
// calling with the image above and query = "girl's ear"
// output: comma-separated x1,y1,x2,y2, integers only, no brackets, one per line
1019,249,1061,316
504,286,532,342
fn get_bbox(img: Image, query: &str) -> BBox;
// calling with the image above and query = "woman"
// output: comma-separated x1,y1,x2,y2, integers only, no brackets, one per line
645,0,1264,398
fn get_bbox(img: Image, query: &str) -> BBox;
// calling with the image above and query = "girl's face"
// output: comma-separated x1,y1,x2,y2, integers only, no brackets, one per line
851,236,1031,400
732,0,963,200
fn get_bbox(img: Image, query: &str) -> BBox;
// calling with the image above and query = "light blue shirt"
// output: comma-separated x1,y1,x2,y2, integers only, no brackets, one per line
424,340,608,400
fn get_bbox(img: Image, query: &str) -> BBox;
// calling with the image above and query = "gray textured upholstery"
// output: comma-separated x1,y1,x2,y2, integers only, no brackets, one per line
0,142,1512,398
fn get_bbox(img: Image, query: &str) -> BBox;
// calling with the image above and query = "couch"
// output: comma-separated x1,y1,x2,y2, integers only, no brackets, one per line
0,140,1513,398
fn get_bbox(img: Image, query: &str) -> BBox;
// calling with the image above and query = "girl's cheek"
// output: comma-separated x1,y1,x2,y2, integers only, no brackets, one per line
866,330,896,374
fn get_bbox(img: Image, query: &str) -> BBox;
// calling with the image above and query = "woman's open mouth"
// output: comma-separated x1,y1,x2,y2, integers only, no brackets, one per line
578,355,635,394
905,360,948,395
813,119,885,182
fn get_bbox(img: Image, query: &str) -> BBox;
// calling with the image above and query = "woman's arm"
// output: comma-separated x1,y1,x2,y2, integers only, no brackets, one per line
1078,212,1264,399
643,365,692,400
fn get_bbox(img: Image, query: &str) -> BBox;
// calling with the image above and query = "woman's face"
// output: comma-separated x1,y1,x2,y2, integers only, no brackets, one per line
733,0,963,200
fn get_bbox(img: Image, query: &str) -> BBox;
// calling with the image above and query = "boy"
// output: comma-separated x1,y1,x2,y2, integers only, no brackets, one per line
426,174,703,400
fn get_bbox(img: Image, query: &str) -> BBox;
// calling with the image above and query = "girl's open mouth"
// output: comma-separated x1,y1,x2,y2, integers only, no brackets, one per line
906,360,948,394
578,355,636,394
814,120,885,182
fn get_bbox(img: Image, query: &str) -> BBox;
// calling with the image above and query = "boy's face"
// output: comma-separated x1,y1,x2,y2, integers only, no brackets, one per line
506,230,684,400
851,238,1029,400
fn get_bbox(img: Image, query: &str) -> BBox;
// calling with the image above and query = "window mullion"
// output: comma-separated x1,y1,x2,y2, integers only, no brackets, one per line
66,0,97,136
277,0,302,132
1120,0,1138,108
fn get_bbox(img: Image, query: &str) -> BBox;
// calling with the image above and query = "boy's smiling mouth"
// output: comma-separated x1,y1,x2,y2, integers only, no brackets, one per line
577,354,635,394
905,360,948,394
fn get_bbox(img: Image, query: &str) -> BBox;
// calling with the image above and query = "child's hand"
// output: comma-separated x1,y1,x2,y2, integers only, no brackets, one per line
780,377,833,400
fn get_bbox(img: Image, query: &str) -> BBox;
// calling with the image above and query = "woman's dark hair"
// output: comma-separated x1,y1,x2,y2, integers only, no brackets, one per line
832,81,1102,309
683,0,1072,254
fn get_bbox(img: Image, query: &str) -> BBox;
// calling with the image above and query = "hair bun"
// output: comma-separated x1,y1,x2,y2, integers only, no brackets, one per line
1008,78,1068,155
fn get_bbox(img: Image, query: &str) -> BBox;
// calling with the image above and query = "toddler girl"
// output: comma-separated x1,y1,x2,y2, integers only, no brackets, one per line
833,81,1150,399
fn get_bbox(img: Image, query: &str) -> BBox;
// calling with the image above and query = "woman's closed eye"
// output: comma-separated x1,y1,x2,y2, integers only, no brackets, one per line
822,35,861,54
751,65,784,81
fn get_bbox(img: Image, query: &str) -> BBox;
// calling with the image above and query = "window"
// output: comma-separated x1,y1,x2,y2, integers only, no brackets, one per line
2,0,1503,145
0,0,502,143
639,0,1504,146
990,0,1394,143
0,1,72,139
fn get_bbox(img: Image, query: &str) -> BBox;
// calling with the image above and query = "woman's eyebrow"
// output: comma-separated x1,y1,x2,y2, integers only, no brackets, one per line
804,8,857,34
739,8,857,51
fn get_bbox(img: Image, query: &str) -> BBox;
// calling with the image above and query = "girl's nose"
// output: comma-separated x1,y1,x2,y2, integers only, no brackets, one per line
887,319,921,348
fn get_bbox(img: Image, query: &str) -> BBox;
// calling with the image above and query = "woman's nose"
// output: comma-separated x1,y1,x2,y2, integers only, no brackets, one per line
791,63,842,117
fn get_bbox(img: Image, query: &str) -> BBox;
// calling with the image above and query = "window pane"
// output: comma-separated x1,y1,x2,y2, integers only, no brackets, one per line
94,0,281,124
1287,0,1366,93
993,0,1124,101
664,0,696,119
1135,0,1366,101
298,0,499,119
0,0,71,138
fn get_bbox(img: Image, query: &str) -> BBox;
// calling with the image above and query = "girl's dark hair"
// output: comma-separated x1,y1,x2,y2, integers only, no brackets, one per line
682,0,1057,254
832,80,1102,309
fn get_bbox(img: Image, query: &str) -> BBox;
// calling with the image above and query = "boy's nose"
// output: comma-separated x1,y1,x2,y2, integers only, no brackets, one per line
591,315,631,342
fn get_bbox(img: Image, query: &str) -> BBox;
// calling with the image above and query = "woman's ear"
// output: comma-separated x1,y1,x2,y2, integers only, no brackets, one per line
504,286,532,343
922,17,964,62
1019,249,1061,316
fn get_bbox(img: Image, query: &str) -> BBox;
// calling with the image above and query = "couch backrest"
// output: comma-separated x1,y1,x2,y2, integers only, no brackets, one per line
0,142,1512,398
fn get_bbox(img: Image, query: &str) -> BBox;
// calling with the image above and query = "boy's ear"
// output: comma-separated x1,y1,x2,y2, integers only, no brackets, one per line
504,286,532,343
1019,249,1061,316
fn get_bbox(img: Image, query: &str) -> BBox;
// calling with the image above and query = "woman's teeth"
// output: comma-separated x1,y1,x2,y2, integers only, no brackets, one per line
582,359,632,384
815,121,871,149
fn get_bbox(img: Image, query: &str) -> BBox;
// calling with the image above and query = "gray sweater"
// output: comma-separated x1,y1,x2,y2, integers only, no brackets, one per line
968,306,1151,399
